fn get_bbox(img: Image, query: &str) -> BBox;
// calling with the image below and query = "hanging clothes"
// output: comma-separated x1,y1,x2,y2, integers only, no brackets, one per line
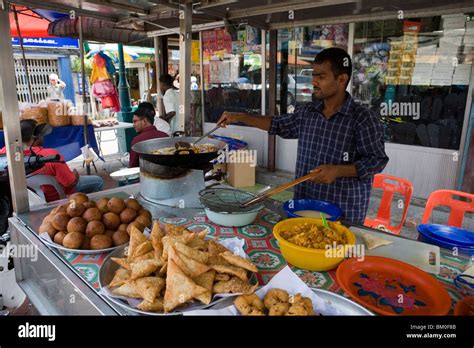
90,53,111,83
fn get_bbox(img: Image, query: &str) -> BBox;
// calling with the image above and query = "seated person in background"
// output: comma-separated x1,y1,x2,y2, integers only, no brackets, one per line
0,120,104,202
129,102,169,168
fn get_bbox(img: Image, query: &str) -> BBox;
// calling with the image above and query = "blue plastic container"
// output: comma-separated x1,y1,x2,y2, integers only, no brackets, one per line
417,224,474,256
283,199,342,221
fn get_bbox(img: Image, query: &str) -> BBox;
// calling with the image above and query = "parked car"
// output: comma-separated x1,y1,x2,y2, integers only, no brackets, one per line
285,74,314,105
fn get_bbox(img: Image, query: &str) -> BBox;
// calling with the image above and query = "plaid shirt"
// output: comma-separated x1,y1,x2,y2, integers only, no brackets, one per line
269,92,389,223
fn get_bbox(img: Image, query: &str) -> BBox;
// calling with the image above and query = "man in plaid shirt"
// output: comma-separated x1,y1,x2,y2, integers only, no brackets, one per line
218,48,389,224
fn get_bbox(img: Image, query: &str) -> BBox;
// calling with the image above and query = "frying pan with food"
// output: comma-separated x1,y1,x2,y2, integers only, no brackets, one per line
131,136,227,168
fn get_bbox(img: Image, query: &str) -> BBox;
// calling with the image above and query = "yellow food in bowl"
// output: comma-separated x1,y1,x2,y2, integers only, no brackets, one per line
273,218,356,271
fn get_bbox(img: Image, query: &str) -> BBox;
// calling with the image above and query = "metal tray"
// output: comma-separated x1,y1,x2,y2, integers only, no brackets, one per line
98,243,247,316
39,233,123,255
208,288,374,315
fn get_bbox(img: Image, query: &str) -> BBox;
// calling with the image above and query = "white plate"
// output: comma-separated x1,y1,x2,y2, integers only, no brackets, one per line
110,167,140,181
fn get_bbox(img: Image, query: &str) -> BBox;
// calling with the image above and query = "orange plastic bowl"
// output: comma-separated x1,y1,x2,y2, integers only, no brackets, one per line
273,218,356,271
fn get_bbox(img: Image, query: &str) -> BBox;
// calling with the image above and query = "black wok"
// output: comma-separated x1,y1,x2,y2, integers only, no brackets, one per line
131,136,227,168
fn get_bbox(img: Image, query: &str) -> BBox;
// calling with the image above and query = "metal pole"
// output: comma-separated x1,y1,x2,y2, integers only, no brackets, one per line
179,0,192,134
267,30,277,173
78,14,91,175
153,36,163,117
347,22,355,93
199,30,205,136
261,29,266,116
0,2,29,213
13,6,33,103
117,42,134,152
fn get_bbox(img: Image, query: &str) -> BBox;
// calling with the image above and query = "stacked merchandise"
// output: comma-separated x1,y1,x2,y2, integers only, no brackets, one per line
385,21,420,86
91,52,120,112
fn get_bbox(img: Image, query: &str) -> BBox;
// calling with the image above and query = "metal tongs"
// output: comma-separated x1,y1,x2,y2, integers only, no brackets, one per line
239,169,322,208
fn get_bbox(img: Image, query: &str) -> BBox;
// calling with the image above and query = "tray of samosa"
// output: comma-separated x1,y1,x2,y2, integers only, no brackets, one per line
98,222,259,315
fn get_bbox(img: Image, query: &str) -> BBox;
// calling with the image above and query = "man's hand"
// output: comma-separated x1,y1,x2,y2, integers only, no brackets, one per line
310,165,340,184
217,111,242,127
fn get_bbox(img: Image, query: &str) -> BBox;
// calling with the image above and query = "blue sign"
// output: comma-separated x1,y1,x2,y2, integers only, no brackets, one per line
11,37,79,49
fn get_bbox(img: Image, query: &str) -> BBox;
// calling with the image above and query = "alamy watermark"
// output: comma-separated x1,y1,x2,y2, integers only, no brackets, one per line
0,244,38,262
380,101,420,120
216,148,257,167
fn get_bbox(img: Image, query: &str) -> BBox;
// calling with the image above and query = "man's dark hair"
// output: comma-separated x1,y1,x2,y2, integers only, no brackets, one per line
159,73,174,88
134,102,155,124
314,47,352,87
20,119,37,143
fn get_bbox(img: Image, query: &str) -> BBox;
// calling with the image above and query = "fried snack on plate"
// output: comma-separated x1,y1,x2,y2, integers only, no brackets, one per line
211,264,248,282
169,245,210,278
213,276,258,295
289,293,314,315
163,258,208,313
264,288,289,308
207,240,231,266
234,294,265,316
109,268,131,288
150,222,164,259
137,298,164,312
130,259,163,280
174,241,209,264
286,304,308,316
128,226,148,261
215,273,230,282
133,250,155,262
193,270,216,305
268,302,290,316
112,282,142,298
111,257,131,270
133,277,165,303
220,251,258,272
132,241,153,260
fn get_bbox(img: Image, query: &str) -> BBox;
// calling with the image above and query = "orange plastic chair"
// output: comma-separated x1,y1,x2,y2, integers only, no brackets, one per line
364,174,413,235
421,190,474,228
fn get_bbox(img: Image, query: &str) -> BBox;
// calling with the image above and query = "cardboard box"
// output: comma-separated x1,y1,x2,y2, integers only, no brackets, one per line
226,150,256,188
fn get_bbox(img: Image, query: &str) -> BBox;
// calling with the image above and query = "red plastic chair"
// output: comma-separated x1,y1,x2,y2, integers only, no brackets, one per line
421,190,474,228
364,174,413,235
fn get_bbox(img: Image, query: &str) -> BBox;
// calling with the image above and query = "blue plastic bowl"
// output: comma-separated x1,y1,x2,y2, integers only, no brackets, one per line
418,224,474,246
418,224,474,256
283,199,342,221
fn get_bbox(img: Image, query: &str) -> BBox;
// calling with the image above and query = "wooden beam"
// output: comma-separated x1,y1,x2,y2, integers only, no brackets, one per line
226,0,356,20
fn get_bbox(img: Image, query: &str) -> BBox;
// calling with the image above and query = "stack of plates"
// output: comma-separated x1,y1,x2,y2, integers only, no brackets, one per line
417,224,474,256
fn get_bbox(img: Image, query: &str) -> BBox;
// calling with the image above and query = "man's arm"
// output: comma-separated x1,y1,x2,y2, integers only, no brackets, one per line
217,107,302,139
161,111,176,123
310,164,357,185
217,112,273,131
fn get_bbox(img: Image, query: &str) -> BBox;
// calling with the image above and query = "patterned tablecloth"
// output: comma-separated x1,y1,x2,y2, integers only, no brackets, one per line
60,209,471,314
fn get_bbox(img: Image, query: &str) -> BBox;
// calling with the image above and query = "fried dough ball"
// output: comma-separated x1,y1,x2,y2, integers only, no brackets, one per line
66,201,85,217
62,232,84,249
125,198,141,211
263,288,289,309
68,192,89,205
234,294,265,316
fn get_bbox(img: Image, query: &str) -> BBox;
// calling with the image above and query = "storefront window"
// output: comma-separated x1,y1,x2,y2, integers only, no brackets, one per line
352,15,472,150
202,26,263,123
277,25,348,114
